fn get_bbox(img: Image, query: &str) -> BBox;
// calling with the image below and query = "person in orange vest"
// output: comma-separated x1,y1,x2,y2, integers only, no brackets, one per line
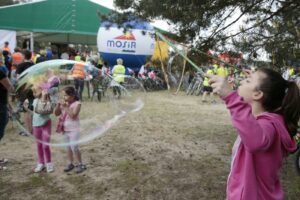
70,57,89,100
11,47,24,102
1,42,10,55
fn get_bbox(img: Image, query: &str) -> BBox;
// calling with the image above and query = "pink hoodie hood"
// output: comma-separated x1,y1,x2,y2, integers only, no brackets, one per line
261,113,296,153
223,91,296,200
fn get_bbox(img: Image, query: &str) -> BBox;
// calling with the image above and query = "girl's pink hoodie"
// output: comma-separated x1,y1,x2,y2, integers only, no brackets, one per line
223,91,296,200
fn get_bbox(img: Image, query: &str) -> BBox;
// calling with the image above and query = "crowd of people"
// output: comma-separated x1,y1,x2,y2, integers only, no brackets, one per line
198,62,300,104
0,41,128,173
1,40,300,199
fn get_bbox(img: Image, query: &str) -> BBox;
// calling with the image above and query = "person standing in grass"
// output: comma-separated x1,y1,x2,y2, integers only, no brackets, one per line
0,70,13,169
70,57,89,101
111,58,125,98
24,89,54,173
54,86,86,173
207,68,300,200
202,66,214,103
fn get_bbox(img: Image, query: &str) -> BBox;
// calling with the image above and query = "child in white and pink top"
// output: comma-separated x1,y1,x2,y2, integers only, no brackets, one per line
54,86,86,173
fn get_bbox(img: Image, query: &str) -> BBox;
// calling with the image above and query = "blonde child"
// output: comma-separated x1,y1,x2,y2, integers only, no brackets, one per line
54,86,86,173
207,68,300,200
24,89,54,173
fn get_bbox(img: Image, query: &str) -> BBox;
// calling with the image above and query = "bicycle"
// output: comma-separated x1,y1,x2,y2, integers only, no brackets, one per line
186,72,204,95
139,76,166,91
90,75,111,102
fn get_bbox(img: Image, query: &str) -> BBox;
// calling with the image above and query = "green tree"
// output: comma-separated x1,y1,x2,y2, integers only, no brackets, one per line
112,0,300,65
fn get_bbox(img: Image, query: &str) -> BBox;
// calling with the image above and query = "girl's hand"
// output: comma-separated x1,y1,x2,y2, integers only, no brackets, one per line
60,101,68,107
206,74,233,97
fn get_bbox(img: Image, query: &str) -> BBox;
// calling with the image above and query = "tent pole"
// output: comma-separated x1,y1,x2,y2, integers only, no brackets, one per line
30,32,34,51
175,47,188,94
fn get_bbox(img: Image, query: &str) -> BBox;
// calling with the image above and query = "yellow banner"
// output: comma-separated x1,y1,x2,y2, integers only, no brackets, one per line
151,41,168,61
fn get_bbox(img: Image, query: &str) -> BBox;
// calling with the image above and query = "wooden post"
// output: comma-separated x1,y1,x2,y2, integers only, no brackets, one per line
175,47,188,94
156,35,170,90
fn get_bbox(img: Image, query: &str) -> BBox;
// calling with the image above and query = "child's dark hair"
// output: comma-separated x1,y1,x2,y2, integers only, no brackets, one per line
257,68,300,137
64,86,79,101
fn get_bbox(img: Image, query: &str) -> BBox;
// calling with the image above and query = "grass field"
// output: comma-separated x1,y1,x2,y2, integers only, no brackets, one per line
0,91,299,200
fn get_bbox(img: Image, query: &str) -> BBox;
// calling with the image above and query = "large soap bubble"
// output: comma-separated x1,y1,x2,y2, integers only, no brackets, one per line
16,60,146,147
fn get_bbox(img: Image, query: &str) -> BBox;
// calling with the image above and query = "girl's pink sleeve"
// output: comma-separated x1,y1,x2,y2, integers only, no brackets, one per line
222,91,276,152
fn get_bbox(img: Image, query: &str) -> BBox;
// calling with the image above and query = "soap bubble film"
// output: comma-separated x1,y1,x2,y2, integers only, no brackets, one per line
16,60,146,147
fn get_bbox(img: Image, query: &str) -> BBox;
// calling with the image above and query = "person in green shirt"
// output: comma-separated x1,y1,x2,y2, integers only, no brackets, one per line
216,63,228,77
202,67,214,103
111,58,126,98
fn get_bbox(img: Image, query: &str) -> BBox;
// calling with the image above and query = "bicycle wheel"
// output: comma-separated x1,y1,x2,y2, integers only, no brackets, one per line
144,79,152,91
195,82,204,96
190,83,197,95
186,82,194,95
295,149,300,175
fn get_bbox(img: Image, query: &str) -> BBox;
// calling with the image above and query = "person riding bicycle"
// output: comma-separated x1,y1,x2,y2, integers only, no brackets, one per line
111,58,126,98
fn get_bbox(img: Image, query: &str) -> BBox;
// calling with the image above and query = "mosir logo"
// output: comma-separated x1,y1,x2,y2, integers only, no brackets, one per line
107,31,136,53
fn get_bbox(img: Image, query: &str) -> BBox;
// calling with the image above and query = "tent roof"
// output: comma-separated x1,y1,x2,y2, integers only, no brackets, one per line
0,0,175,45
0,0,111,35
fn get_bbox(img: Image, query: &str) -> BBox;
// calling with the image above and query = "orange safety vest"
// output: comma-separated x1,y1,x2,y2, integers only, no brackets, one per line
2,46,10,54
11,52,24,70
72,63,86,79
31,52,36,63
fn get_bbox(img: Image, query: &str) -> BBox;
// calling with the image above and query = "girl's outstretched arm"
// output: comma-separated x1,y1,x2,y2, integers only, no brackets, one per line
206,74,276,152
223,91,276,153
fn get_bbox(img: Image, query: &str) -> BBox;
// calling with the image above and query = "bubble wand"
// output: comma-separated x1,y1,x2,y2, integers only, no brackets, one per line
155,32,237,72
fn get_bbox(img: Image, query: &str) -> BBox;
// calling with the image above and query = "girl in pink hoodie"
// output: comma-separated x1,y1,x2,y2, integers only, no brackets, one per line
207,68,300,200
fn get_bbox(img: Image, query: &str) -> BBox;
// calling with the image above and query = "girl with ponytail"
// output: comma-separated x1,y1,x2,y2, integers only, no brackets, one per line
207,68,300,200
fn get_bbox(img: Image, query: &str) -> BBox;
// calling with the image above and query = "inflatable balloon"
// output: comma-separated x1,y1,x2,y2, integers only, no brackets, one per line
97,20,156,72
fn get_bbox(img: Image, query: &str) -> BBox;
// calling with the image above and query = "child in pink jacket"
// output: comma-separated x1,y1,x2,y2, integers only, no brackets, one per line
207,68,300,200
